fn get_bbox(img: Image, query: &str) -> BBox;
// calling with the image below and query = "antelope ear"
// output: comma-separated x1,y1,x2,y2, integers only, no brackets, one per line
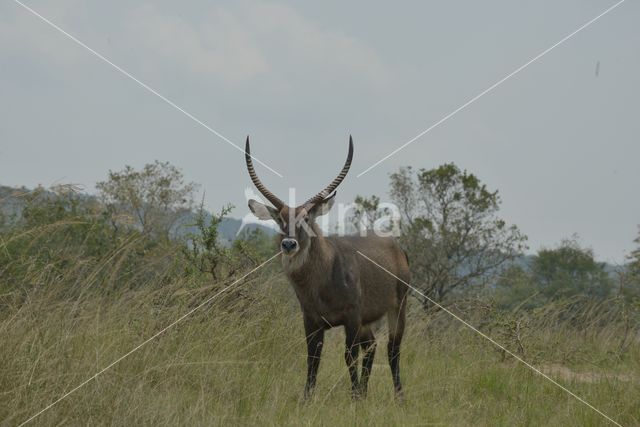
308,192,336,218
248,199,279,221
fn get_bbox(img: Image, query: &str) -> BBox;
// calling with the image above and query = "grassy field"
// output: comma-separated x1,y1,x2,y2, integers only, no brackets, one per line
1,254,639,427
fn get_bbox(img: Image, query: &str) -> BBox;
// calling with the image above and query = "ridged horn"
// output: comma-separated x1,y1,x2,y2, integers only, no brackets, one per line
245,136,284,209
303,136,354,207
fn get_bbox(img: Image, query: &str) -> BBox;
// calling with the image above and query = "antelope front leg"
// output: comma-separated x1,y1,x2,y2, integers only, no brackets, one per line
303,319,324,399
343,321,361,398
358,327,376,397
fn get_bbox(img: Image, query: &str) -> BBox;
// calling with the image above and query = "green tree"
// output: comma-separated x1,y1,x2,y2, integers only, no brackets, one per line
348,195,398,235
183,203,268,280
531,237,612,299
389,164,527,305
619,226,640,300
493,264,543,310
629,226,640,279
96,161,197,239
0,185,117,287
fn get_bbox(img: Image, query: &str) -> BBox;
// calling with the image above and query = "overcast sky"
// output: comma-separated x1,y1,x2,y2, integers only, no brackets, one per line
1,0,638,263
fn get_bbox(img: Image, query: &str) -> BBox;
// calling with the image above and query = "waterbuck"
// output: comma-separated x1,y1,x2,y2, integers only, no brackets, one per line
245,136,409,399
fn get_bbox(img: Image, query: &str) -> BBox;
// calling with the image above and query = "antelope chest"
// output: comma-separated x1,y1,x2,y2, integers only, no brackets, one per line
290,278,360,328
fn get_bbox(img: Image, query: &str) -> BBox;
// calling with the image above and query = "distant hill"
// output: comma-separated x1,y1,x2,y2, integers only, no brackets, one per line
174,211,276,244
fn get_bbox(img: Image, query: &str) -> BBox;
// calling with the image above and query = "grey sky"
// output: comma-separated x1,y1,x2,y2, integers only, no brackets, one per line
1,0,638,263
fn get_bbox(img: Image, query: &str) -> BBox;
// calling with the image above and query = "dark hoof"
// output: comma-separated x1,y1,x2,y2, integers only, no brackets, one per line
350,386,364,401
356,385,369,399
303,387,316,402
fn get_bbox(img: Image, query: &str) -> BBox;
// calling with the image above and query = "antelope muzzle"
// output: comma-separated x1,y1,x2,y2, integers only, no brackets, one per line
281,238,299,255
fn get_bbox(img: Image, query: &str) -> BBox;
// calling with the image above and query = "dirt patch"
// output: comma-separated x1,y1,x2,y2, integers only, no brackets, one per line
541,364,638,384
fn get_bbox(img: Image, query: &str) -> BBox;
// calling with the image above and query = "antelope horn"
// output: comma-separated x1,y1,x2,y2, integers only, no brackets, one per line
303,135,354,207
245,136,284,209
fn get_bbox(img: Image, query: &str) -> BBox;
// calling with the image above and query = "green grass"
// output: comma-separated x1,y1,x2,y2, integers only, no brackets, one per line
1,268,638,427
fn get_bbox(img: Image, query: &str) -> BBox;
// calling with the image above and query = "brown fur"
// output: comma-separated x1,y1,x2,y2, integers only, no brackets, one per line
245,137,408,398
265,207,410,398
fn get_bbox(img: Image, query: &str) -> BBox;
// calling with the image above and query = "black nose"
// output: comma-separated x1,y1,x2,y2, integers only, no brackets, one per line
281,238,298,252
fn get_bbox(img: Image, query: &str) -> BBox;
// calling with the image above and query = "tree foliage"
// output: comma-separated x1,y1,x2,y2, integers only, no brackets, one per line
182,203,272,280
0,161,273,295
389,164,527,304
619,226,640,300
96,161,197,239
494,237,614,310
348,195,398,235
493,265,543,310
629,226,640,279
531,237,612,299
0,185,149,294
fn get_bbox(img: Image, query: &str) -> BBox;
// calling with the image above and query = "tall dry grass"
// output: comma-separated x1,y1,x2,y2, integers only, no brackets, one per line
1,222,639,426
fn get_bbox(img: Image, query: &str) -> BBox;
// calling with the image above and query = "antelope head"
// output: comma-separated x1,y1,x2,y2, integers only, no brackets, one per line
245,136,353,257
